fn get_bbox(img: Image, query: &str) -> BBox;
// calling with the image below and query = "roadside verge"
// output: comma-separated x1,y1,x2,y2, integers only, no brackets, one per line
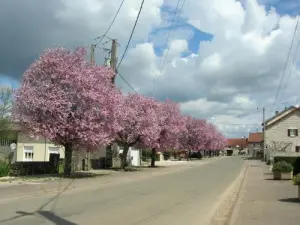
208,160,249,225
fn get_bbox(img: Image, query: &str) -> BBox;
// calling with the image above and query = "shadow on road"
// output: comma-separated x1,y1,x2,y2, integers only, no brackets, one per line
278,198,300,203
39,211,77,225
0,178,76,224
0,211,77,225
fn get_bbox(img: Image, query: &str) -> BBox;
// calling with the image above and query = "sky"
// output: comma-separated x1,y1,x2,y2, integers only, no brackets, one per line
0,0,300,138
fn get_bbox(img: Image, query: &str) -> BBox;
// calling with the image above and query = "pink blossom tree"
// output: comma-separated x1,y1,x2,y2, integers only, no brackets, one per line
178,117,210,159
13,47,122,176
202,123,226,156
149,100,186,167
114,93,160,169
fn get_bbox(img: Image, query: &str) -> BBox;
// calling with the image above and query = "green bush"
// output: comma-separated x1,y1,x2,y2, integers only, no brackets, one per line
0,162,10,177
274,157,300,175
293,157,300,176
272,161,293,173
274,156,298,166
292,174,300,185
58,160,64,175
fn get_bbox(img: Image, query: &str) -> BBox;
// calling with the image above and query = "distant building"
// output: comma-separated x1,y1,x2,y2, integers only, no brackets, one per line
225,138,247,156
247,132,263,157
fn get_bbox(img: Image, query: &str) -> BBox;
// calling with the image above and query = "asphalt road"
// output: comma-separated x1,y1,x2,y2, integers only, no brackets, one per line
0,157,244,225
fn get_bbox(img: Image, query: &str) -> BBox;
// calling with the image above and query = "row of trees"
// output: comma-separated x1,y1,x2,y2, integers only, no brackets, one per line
12,48,227,176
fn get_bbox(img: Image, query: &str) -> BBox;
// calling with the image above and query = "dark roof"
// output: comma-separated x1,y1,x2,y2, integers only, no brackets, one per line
248,132,263,143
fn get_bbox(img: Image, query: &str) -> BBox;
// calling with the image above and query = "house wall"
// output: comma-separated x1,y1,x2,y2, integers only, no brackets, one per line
248,143,262,156
16,132,65,162
118,146,141,167
72,146,106,171
265,110,300,160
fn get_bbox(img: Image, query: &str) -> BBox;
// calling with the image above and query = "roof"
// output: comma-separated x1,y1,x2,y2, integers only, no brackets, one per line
227,138,247,148
248,132,263,143
264,106,299,128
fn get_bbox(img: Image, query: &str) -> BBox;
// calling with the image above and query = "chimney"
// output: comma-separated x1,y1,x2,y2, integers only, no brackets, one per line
275,111,279,115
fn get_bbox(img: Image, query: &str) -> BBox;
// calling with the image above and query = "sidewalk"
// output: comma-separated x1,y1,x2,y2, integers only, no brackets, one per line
230,160,300,225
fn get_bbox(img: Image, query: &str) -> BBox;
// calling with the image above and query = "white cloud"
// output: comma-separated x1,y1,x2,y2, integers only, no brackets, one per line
115,0,300,137
2,0,300,138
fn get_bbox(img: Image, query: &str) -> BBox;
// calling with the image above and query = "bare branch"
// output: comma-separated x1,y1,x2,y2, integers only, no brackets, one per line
268,141,292,153
0,86,13,119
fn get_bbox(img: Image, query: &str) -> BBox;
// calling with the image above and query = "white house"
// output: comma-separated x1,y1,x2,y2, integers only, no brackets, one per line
118,146,141,167
264,105,300,162
0,124,64,164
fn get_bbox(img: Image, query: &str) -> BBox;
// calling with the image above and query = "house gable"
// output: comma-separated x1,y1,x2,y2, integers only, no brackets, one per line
265,106,298,128
265,109,300,154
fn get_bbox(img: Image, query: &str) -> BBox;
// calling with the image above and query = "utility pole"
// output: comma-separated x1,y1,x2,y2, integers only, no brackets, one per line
110,39,117,84
105,39,118,168
85,44,97,171
263,107,266,162
90,44,96,65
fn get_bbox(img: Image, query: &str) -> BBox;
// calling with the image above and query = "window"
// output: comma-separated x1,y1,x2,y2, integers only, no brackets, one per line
24,146,34,161
296,146,300,153
48,147,59,154
288,128,298,137
48,147,60,160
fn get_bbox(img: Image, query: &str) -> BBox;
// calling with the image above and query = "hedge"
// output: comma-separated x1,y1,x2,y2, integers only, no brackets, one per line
0,162,10,177
274,156,300,176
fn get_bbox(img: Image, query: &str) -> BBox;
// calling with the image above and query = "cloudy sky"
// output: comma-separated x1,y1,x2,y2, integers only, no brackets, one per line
1,0,300,138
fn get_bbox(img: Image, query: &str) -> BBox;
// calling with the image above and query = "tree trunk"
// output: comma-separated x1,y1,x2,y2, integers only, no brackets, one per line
121,145,129,169
151,148,156,167
187,150,191,161
64,143,73,177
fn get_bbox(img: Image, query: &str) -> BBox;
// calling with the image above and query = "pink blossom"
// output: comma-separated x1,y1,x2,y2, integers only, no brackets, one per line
154,100,186,151
13,47,122,154
114,93,160,149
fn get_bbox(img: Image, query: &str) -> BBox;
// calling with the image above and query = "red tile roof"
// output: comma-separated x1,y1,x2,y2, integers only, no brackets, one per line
248,132,263,143
227,138,247,148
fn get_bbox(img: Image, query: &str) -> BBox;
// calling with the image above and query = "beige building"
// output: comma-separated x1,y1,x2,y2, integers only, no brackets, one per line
264,106,300,162
0,123,64,163
247,132,263,157
14,133,65,163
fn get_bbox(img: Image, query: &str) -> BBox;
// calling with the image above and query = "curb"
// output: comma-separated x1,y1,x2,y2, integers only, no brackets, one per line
209,161,249,225
227,161,250,225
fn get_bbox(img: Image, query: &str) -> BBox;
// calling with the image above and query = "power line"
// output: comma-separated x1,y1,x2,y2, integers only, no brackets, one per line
94,0,126,46
158,0,184,71
278,35,300,104
273,16,299,109
152,0,184,97
117,72,139,94
117,0,145,69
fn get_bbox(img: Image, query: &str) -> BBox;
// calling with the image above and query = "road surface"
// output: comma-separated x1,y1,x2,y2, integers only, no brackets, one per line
0,157,244,225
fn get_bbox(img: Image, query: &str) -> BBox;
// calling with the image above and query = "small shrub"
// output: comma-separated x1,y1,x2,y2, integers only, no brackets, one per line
274,156,298,166
58,160,64,175
0,162,10,177
292,174,300,185
293,157,300,176
272,161,293,173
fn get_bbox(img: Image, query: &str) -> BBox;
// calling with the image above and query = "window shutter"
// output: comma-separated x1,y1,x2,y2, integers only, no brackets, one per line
296,129,299,136
288,129,290,137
